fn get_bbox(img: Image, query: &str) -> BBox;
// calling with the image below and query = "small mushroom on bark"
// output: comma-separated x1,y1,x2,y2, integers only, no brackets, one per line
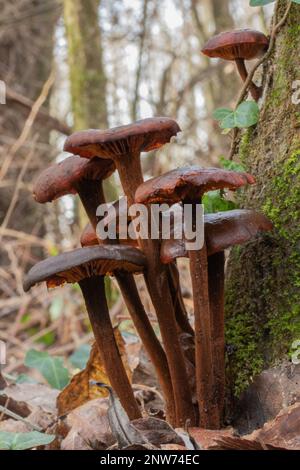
136,167,255,428
202,29,269,101
64,118,196,427
23,245,145,420
33,156,115,227
160,209,273,425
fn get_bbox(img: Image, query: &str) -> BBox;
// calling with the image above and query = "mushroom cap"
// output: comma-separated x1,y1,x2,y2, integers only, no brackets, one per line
23,245,146,291
63,117,181,160
160,209,273,263
80,221,138,248
33,156,115,203
135,167,255,205
202,29,269,61
80,223,100,247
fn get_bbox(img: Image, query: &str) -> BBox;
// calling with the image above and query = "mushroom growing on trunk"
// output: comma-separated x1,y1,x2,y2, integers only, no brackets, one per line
64,118,196,426
135,167,255,428
160,209,273,425
202,29,269,101
23,245,146,420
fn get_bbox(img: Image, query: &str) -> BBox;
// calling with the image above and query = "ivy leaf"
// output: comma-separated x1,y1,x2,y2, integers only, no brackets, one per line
250,0,275,6
0,431,55,450
235,101,260,128
203,190,236,214
213,101,259,129
69,344,91,370
212,108,232,121
220,111,236,129
24,349,70,390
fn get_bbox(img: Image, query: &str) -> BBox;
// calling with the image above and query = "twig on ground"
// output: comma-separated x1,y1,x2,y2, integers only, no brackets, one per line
0,403,42,432
0,67,56,182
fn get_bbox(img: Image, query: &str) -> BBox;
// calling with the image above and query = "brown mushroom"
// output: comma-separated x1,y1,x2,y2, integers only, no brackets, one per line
33,156,115,227
63,117,180,206
23,245,146,420
202,29,269,101
101,197,193,336
160,209,273,425
64,118,196,427
79,224,175,425
136,167,255,428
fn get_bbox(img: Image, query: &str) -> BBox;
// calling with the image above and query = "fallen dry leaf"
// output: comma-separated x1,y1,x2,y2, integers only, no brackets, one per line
0,418,29,433
57,329,131,416
233,361,300,434
60,398,114,450
189,427,235,449
0,383,58,417
250,403,300,450
133,417,184,446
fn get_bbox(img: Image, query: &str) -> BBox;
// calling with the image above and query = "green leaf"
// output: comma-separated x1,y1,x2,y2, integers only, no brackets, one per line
69,344,91,370
24,349,70,390
203,190,236,214
212,108,232,120
250,0,275,6
15,374,38,384
0,431,55,450
235,101,259,128
292,0,300,4
213,101,259,129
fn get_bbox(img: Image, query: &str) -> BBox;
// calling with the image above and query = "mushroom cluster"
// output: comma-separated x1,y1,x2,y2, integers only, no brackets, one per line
23,117,272,429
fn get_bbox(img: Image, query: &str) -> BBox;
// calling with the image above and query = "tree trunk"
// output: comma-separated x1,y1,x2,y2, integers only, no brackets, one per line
0,0,57,239
63,0,116,204
225,1,300,397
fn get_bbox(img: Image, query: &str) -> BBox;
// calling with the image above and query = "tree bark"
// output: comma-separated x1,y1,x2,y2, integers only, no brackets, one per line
63,0,117,204
0,0,58,243
226,1,300,397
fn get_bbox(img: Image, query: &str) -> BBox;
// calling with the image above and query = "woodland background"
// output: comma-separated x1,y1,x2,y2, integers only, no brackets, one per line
1,0,298,420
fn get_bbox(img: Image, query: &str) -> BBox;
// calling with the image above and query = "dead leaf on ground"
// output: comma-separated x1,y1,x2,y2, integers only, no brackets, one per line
0,418,29,433
93,383,150,449
57,329,131,416
133,417,184,446
250,403,300,450
60,398,114,450
189,427,235,450
0,383,58,416
233,361,300,434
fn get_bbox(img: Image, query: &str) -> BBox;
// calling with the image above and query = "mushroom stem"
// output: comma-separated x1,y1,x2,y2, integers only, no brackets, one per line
167,263,194,337
80,181,176,424
115,153,196,426
79,275,141,420
116,272,176,424
208,251,225,427
186,202,219,428
77,179,105,228
235,58,262,102
189,243,219,428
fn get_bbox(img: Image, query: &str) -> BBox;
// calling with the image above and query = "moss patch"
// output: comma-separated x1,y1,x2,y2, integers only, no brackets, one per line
226,2,300,397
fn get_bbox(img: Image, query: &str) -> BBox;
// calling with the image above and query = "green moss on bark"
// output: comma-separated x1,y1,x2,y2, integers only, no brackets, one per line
225,2,300,396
